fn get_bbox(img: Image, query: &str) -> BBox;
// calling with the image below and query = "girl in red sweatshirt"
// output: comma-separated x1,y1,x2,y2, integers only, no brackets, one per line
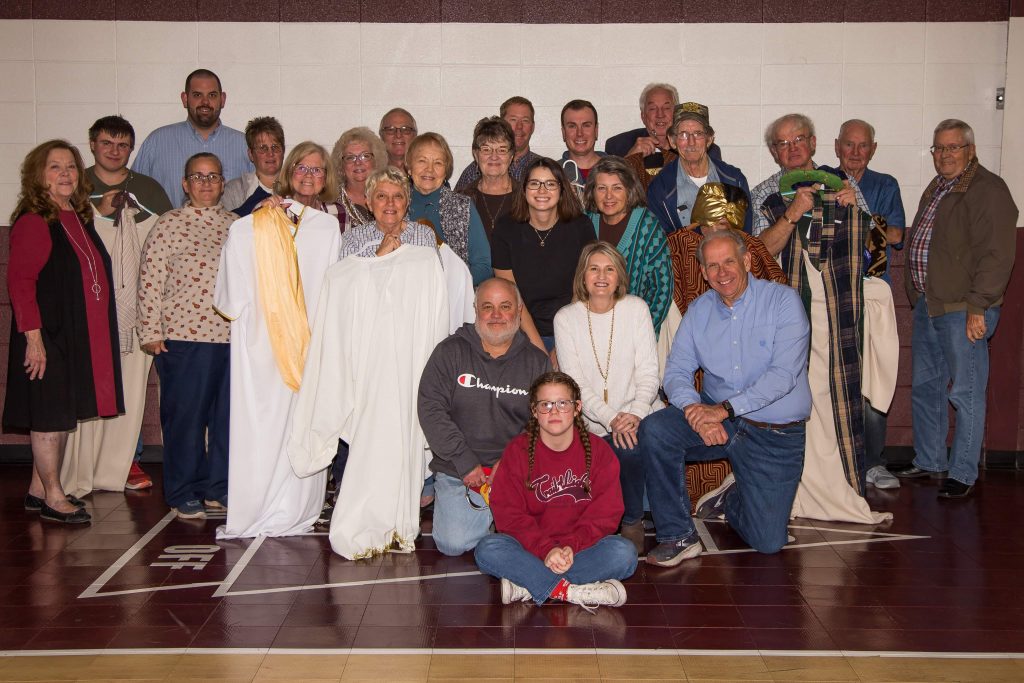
474,371,638,608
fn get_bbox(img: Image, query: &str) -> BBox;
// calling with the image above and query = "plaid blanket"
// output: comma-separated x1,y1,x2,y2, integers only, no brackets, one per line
761,190,868,494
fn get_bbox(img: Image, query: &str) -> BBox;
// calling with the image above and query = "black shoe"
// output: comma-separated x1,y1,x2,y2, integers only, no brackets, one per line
24,493,43,511
39,503,91,524
65,494,86,509
890,465,945,480
937,478,973,499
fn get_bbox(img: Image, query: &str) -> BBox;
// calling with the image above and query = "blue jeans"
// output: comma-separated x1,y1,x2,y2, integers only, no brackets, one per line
474,533,637,605
432,472,493,556
639,406,804,554
602,434,644,525
154,340,230,507
911,303,999,485
863,400,888,470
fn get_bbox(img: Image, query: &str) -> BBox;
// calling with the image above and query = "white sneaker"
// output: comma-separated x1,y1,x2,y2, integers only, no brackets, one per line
565,579,627,610
500,578,532,604
866,465,901,490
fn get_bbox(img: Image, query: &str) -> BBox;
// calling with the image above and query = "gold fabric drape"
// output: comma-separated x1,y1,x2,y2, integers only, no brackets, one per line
253,205,309,392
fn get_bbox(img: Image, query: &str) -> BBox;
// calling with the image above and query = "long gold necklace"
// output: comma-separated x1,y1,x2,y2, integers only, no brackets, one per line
61,214,102,300
480,191,508,233
586,300,615,403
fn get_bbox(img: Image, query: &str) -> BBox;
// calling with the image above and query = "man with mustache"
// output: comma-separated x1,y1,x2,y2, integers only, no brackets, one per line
417,278,550,556
132,69,252,208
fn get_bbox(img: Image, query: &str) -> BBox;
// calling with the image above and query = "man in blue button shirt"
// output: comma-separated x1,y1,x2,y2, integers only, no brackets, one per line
132,69,252,208
640,230,811,566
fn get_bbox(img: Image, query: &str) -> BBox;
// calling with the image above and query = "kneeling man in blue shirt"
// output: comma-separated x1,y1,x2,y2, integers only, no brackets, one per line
641,230,811,566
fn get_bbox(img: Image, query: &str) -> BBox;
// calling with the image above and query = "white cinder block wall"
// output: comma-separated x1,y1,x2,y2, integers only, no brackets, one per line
0,19,1010,221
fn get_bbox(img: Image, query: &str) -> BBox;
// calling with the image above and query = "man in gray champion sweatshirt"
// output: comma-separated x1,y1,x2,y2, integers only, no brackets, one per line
418,278,551,556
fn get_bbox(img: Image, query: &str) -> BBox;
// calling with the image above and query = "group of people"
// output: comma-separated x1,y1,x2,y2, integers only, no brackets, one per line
4,68,1018,610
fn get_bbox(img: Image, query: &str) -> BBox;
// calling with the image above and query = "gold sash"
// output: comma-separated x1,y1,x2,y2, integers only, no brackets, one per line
253,205,309,392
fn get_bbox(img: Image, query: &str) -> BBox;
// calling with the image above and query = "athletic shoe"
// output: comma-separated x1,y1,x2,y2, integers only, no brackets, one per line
204,499,227,512
125,462,153,490
500,578,533,605
866,465,900,490
646,532,703,567
174,500,206,520
565,579,627,610
695,473,735,520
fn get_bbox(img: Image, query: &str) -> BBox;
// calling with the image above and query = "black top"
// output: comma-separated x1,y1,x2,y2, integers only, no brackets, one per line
491,213,594,337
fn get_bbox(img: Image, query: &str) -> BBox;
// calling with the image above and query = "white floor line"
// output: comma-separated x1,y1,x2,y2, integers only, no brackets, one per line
693,519,719,552
2,647,1022,659
80,582,224,598
78,511,177,599
222,568,483,597
212,534,266,597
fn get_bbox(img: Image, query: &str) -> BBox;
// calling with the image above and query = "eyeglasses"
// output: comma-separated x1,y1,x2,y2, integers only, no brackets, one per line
185,172,223,184
773,135,811,150
343,152,374,163
253,144,282,156
525,179,560,191
294,164,325,177
478,145,511,157
930,144,971,154
534,399,576,414
675,130,707,141
382,125,417,137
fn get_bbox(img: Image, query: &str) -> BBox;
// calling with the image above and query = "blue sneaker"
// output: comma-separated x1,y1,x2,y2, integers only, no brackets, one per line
174,500,206,520
695,473,735,520
645,532,702,567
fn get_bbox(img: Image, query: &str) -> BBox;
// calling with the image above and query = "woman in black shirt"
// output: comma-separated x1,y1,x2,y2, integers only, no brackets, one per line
491,157,593,352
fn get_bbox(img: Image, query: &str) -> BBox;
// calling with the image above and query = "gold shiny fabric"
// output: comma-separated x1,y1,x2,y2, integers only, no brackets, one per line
690,182,748,232
253,205,309,392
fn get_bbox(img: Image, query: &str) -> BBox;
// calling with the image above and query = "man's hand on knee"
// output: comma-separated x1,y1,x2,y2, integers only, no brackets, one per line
683,403,728,431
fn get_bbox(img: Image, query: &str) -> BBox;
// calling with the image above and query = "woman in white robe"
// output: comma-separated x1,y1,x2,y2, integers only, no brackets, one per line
289,169,449,559
214,142,342,539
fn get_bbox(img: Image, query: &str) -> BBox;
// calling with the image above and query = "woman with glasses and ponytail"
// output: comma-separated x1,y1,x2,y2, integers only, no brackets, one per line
474,371,637,610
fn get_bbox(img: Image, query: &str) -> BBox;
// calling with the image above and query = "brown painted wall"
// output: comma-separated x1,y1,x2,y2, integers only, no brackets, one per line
0,0,1012,22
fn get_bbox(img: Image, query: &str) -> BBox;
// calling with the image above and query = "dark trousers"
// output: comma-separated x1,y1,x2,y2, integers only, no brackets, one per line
154,340,230,507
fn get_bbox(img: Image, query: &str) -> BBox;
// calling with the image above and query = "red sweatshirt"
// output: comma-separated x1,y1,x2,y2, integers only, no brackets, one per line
489,429,624,559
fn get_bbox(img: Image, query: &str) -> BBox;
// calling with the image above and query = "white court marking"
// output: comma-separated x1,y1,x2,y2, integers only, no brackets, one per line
78,518,929,600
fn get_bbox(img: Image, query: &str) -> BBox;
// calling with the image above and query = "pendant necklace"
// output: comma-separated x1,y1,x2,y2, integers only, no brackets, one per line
480,192,508,233
586,300,615,403
531,222,556,247
61,213,102,301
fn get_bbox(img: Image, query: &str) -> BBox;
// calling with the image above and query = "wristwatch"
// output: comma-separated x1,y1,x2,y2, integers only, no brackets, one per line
721,400,735,420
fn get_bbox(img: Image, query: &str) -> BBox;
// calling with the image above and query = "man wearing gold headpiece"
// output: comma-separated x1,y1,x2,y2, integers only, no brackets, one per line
666,184,786,326
647,103,750,234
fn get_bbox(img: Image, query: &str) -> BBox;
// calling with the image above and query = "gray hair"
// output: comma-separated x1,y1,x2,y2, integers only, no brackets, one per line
475,276,522,309
639,83,679,109
838,118,876,144
365,167,411,201
764,113,816,149
582,155,646,213
933,118,975,146
378,107,417,136
696,229,747,267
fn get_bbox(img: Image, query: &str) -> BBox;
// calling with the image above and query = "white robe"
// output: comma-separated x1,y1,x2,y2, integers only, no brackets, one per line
214,204,341,539
288,245,449,560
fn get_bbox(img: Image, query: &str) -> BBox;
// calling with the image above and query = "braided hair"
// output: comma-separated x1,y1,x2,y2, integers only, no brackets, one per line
524,371,593,494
